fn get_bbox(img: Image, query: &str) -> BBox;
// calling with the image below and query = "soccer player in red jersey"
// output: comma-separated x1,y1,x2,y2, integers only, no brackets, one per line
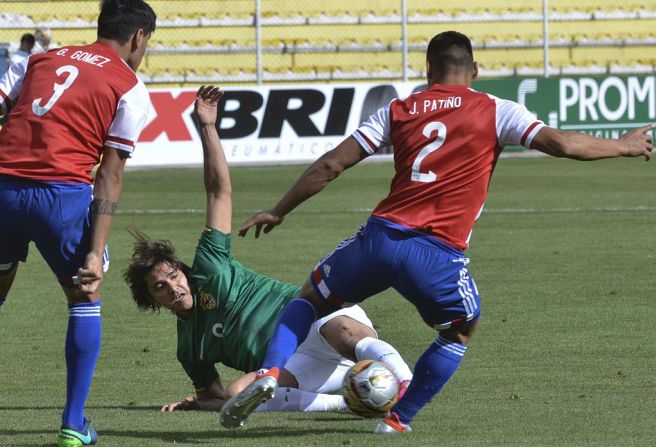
228,31,653,433
0,1,156,445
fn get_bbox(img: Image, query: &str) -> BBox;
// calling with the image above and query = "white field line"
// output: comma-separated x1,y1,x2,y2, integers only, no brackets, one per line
116,205,656,216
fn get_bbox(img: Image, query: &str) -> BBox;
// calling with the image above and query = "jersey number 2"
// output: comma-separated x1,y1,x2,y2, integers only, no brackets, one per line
411,121,447,183
32,65,79,116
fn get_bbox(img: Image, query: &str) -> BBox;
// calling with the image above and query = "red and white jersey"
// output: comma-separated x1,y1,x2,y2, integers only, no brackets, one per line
0,42,151,184
353,84,544,251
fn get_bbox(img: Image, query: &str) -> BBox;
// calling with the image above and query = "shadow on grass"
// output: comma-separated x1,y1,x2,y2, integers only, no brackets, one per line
0,426,366,443
0,404,161,411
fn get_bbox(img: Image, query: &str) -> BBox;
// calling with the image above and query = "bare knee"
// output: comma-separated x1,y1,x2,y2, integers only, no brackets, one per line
63,287,101,305
320,315,377,361
439,320,478,345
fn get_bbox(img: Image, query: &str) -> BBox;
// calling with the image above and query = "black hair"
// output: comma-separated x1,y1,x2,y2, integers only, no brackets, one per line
426,31,474,77
20,33,35,46
97,0,157,45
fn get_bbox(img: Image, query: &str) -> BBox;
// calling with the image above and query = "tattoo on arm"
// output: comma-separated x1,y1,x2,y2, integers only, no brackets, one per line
91,199,118,216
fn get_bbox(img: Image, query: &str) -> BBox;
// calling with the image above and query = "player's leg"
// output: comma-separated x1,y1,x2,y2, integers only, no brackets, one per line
221,222,391,428
259,366,346,413
219,281,327,428
317,307,413,386
258,281,329,377
259,222,392,377
29,183,101,446
0,262,18,309
220,352,347,427
376,322,478,434
255,387,346,413
377,241,481,434
0,177,30,310
225,370,345,413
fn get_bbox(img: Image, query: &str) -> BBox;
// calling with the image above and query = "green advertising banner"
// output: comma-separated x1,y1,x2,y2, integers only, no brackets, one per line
474,75,655,147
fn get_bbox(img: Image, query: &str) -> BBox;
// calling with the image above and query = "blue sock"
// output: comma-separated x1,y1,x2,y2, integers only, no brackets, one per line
392,334,468,425
0,296,5,308
261,298,317,370
62,301,102,430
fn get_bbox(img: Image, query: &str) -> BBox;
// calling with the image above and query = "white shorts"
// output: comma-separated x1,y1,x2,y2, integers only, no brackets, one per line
283,305,376,394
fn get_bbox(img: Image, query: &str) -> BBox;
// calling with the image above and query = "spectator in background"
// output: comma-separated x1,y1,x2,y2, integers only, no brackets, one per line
9,33,35,65
33,27,53,53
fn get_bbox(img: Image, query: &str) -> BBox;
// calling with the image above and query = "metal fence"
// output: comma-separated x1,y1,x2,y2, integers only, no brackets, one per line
1,0,655,85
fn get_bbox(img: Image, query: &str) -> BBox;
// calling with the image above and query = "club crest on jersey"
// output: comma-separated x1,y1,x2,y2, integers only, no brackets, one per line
199,291,216,311
322,264,331,278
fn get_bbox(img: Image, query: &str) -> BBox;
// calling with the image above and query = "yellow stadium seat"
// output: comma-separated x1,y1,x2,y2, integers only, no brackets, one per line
1,1,100,17
2,0,653,83
148,0,254,20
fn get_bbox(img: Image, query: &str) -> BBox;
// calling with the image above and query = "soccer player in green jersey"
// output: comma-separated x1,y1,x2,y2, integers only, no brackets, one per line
123,86,413,418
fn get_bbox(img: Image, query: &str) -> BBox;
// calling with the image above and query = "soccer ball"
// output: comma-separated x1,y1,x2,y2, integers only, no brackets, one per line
342,360,399,418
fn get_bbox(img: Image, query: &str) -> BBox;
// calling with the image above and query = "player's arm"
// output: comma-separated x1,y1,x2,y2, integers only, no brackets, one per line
194,86,230,233
77,146,129,295
239,136,368,237
530,125,653,161
0,56,29,119
161,378,228,412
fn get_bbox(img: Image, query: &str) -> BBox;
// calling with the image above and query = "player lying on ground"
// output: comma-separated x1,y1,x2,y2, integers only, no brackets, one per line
123,86,413,416
230,30,654,434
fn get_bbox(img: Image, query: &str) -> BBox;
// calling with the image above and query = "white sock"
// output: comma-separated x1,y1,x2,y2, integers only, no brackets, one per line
254,387,348,412
355,336,413,382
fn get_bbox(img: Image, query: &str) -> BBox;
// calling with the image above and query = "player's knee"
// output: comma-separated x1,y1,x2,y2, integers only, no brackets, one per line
62,285,101,304
321,316,377,361
439,320,479,345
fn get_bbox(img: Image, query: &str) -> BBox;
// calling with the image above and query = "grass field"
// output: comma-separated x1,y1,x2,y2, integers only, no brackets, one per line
1,157,655,446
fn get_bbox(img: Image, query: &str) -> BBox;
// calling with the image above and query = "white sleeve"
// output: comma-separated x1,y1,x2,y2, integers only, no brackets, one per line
0,56,29,116
105,80,151,154
494,96,545,148
352,102,392,155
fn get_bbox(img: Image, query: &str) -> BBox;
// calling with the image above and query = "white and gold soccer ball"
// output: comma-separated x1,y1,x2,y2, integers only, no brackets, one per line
342,360,399,418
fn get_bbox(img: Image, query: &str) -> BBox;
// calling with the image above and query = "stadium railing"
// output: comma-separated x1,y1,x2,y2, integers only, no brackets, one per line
0,0,654,85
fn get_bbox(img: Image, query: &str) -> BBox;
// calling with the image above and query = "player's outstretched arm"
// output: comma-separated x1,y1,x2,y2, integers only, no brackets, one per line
161,378,227,412
194,85,230,233
239,136,367,238
531,124,653,161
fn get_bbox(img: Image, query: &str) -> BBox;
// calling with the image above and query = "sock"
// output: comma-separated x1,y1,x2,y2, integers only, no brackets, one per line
392,334,467,425
354,336,413,382
0,296,5,309
261,298,316,370
62,301,102,430
254,387,347,412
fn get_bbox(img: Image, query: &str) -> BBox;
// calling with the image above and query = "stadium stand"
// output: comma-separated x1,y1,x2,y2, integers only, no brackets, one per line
0,0,654,84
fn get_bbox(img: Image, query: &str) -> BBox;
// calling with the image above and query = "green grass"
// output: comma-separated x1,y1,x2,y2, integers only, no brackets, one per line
1,157,655,446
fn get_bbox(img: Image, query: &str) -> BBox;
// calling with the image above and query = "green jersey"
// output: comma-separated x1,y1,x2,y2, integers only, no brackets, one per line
176,228,300,388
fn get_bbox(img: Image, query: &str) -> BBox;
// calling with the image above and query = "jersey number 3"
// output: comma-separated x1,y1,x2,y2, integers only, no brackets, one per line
32,65,79,117
411,121,447,183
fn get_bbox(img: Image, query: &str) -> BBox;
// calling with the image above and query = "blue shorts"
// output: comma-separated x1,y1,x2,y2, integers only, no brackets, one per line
0,176,109,286
310,217,481,330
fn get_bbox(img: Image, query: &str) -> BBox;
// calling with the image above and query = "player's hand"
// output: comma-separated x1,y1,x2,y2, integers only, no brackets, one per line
238,209,284,238
619,124,653,161
77,252,104,295
194,85,223,127
161,396,200,412
161,395,225,412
